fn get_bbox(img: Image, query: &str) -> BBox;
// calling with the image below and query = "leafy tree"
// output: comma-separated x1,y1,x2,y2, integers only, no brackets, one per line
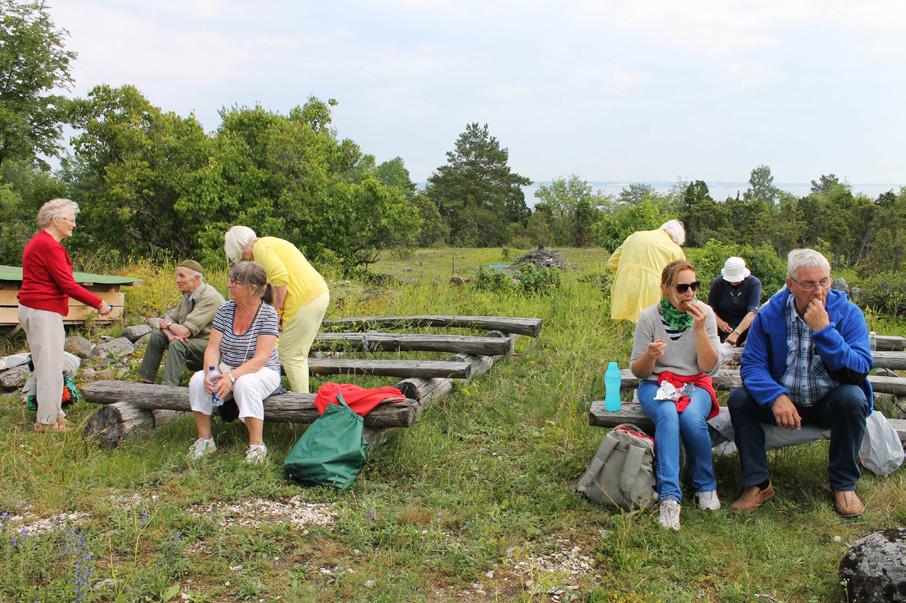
0,158,66,262
618,183,656,205
410,194,447,247
374,156,416,197
743,164,779,204
426,123,531,246
0,0,76,168
593,196,673,252
64,85,211,258
810,173,841,195
533,175,605,246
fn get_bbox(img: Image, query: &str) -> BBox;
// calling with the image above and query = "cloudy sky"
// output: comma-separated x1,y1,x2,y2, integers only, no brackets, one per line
49,0,906,185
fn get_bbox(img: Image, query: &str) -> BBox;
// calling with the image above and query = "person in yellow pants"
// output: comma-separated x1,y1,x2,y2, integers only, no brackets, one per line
224,226,329,393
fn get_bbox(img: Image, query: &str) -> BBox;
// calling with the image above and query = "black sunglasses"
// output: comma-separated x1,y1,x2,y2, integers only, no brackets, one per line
675,281,701,293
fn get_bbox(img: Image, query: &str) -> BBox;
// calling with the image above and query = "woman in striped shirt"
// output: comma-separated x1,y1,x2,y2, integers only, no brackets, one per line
187,262,281,463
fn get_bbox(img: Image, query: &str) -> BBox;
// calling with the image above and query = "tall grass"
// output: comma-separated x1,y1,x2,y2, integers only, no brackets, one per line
0,247,904,601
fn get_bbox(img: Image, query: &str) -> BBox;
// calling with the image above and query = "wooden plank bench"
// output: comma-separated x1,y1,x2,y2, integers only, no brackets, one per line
308,358,473,379
588,369,906,445
311,332,516,356
728,347,906,370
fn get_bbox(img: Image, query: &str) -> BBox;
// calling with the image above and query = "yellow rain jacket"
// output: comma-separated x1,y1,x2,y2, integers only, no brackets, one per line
608,228,685,322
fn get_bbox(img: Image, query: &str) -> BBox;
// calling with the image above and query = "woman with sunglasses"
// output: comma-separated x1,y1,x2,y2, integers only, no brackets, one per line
630,260,722,531
18,199,111,432
186,261,281,463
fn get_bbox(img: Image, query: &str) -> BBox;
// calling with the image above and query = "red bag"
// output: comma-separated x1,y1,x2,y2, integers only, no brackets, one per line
313,383,406,417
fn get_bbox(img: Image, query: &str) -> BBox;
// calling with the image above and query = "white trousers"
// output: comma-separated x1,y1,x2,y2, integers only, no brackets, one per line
280,291,330,393
18,305,65,425
188,367,280,421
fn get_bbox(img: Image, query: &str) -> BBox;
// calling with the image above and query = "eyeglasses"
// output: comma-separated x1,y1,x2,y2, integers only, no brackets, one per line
675,281,701,293
56,216,76,225
791,277,831,291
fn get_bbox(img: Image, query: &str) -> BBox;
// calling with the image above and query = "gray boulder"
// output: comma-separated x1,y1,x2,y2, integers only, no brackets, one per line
123,324,152,342
147,317,163,330
64,336,93,359
91,337,135,361
832,277,850,294
839,528,906,602
0,353,30,371
0,365,30,390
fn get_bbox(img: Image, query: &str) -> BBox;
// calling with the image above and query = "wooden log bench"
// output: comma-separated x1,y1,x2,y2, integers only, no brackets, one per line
729,347,906,370
322,315,543,338
311,332,516,356
588,369,906,446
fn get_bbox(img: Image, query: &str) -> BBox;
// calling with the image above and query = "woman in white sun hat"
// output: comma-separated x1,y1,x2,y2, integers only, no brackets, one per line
707,256,761,346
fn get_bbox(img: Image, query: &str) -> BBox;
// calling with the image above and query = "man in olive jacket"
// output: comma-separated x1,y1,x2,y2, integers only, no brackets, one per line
138,260,224,385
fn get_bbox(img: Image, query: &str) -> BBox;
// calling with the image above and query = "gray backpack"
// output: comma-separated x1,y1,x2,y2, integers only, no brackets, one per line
576,424,658,510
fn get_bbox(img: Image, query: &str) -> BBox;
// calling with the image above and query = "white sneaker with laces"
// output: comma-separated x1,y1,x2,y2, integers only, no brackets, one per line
696,490,721,511
188,437,216,460
245,444,268,464
658,500,681,532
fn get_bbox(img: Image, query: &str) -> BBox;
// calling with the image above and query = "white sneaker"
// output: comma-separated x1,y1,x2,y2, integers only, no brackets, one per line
658,500,681,532
696,490,721,511
245,444,268,464
188,437,216,460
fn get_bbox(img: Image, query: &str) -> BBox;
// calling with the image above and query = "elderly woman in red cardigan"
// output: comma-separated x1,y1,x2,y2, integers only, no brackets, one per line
18,199,111,432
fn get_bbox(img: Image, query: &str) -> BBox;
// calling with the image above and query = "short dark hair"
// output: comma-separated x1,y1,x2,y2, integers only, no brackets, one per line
229,261,268,298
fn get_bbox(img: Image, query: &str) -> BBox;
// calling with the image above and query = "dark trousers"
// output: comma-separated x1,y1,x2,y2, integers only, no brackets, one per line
728,384,869,491
138,330,207,386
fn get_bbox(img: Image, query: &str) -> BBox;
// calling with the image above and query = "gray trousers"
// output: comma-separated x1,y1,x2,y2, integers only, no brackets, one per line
138,330,207,386
18,305,65,425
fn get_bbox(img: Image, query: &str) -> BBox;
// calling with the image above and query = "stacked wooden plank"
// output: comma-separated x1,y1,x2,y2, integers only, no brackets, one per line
82,315,542,447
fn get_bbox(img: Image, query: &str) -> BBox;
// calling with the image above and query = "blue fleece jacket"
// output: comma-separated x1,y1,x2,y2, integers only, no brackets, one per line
739,288,874,410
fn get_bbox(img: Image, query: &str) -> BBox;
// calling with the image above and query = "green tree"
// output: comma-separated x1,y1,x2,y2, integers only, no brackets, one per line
426,123,531,246
0,158,66,262
410,195,447,247
374,156,416,197
618,183,656,205
64,85,211,258
533,175,605,246
680,180,728,246
0,0,76,168
743,164,779,204
593,196,673,252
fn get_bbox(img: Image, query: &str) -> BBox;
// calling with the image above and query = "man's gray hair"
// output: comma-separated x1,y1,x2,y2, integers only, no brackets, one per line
37,198,79,229
787,248,830,278
660,219,686,246
224,225,257,263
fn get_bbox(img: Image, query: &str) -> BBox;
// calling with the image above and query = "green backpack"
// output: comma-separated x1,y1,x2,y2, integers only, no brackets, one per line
284,394,367,490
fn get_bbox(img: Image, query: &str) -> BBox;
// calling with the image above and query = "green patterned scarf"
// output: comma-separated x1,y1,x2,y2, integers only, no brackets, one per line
659,299,693,331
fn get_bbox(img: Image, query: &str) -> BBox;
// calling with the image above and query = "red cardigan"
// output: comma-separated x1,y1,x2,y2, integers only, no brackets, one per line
17,230,103,316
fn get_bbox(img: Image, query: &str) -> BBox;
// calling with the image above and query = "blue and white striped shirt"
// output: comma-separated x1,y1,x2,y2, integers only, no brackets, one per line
780,295,837,406
212,301,281,373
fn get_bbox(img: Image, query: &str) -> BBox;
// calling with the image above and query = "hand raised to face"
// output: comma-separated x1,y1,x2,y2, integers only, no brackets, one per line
803,298,830,331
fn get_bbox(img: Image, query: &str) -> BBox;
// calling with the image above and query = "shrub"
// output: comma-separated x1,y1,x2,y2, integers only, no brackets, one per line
474,267,514,293
515,264,561,295
857,272,906,317
693,240,787,302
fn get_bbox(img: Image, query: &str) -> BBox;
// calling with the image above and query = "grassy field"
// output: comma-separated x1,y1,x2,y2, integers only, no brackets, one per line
1,247,904,602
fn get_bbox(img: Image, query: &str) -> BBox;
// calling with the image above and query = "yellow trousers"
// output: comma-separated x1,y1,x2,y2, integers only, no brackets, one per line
280,291,330,393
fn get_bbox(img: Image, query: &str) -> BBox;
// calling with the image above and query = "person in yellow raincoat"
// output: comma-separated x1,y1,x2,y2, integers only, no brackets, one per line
608,220,686,322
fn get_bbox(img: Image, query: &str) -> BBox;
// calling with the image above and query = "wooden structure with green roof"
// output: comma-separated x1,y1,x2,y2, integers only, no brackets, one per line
0,265,137,326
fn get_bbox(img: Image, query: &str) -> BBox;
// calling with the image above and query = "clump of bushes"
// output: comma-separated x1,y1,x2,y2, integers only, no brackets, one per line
857,272,906,316
690,240,787,301
474,265,561,295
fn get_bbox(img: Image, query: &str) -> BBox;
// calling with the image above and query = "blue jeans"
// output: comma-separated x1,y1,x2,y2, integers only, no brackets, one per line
728,384,869,491
638,380,717,502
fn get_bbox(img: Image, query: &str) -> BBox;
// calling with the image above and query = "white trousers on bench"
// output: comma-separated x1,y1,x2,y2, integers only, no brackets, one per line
188,367,280,422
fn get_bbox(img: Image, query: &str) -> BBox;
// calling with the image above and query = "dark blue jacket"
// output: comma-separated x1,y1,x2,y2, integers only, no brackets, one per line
740,288,874,410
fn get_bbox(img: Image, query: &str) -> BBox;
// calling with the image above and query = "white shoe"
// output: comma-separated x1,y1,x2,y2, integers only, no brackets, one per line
245,444,268,464
188,437,216,460
658,500,681,532
696,490,721,511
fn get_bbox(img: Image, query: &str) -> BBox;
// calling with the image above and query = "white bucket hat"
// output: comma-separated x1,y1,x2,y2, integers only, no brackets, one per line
721,257,750,283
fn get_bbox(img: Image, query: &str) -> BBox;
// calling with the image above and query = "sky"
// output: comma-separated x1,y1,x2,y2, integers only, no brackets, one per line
48,0,906,186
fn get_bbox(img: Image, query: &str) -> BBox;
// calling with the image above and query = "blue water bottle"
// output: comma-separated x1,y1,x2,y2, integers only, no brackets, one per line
604,361,622,412
208,365,223,407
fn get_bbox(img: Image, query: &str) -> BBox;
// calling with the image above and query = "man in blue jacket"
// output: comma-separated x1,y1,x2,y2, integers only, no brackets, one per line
728,249,873,517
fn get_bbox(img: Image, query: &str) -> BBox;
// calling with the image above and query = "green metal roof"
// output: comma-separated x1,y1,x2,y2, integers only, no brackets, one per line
0,265,138,285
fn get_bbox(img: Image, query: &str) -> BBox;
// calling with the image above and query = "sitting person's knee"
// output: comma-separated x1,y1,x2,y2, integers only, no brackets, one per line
728,387,754,412
832,384,868,414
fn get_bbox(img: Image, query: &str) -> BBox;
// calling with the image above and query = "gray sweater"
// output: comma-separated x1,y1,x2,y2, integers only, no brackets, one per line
630,303,721,380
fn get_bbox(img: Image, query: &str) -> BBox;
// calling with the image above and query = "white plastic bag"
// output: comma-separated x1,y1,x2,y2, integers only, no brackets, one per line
859,410,904,476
